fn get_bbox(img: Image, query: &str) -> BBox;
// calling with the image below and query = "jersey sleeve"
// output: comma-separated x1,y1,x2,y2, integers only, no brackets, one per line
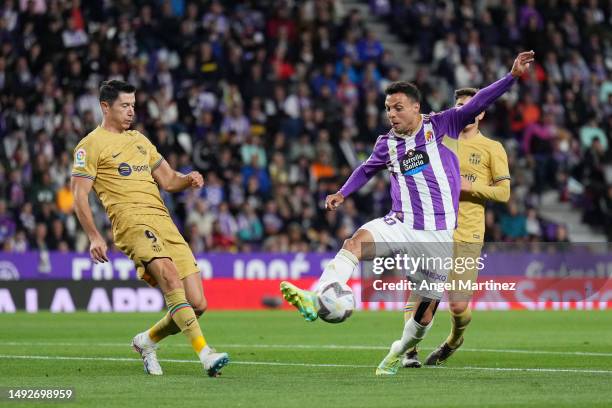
468,141,511,203
431,73,516,139
138,132,163,170
490,141,511,183
71,138,100,180
149,143,163,171
339,136,388,197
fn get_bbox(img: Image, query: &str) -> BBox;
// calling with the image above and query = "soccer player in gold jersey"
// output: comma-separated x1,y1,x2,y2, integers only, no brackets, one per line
402,87,511,367
71,80,229,376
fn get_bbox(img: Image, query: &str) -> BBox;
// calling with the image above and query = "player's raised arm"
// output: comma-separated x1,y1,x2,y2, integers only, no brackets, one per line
71,176,108,263
151,159,204,193
446,51,535,137
327,136,388,211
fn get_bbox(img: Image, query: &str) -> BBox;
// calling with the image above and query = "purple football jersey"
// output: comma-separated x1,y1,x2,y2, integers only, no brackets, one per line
339,73,516,230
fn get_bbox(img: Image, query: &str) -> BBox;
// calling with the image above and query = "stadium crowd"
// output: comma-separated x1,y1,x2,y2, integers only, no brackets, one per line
0,0,610,254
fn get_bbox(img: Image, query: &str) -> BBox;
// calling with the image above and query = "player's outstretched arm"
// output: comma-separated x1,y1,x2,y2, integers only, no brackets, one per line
450,51,535,135
152,159,204,192
71,176,108,263
329,136,388,210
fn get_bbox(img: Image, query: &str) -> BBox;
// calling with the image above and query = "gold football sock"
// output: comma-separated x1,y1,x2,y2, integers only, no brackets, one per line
446,307,472,348
148,312,179,343
162,288,207,355
148,308,204,343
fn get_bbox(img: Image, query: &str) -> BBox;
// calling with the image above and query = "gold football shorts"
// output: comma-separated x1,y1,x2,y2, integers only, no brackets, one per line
113,214,199,287
448,241,484,301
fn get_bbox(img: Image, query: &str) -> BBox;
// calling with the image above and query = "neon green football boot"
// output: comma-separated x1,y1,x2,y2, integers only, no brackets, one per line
280,281,319,322
375,341,403,376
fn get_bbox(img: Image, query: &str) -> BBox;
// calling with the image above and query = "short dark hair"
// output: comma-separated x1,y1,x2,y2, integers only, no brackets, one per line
99,80,136,105
454,87,479,101
384,81,421,103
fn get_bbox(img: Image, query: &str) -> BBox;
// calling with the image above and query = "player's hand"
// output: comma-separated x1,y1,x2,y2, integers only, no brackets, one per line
325,192,345,211
90,236,109,264
186,171,204,189
461,176,473,192
511,50,535,77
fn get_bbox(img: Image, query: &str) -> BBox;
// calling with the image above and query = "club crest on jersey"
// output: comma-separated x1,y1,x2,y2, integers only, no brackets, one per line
399,149,430,176
74,148,86,168
136,145,146,155
469,153,481,165
425,130,435,144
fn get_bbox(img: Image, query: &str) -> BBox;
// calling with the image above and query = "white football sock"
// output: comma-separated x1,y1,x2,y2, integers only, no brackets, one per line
390,318,433,355
317,249,358,289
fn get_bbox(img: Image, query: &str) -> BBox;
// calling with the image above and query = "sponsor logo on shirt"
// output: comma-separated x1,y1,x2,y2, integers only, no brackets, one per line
462,173,477,183
399,149,430,176
118,163,150,176
118,163,132,176
74,148,86,168
132,165,150,172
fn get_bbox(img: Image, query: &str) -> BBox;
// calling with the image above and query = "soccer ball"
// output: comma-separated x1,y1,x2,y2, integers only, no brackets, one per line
317,282,355,323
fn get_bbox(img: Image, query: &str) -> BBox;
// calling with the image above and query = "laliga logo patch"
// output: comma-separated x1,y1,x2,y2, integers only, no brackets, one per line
74,148,86,168
118,162,132,176
400,149,430,176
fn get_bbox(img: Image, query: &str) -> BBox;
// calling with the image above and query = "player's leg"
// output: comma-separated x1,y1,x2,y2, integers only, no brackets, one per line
180,273,229,376
146,258,227,376
142,219,208,343
376,297,439,375
445,300,471,348
424,300,470,366
145,274,206,344
424,241,480,365
400,294,421,368
280,228,374,321
377,228,453,375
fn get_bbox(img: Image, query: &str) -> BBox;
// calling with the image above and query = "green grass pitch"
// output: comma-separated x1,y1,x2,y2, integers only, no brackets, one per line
0,310,611,408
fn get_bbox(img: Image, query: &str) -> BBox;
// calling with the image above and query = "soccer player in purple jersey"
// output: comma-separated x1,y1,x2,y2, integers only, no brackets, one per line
280,51,534,375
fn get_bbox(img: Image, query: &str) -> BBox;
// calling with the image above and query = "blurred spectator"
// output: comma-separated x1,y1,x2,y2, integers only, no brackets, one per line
0,0,609,252
500,202,527,241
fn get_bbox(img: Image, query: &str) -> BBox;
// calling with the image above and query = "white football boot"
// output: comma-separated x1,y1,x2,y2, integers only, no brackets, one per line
131,332,163,376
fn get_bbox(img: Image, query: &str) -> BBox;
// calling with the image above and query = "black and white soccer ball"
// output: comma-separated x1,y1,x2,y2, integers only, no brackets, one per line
317,282,355,323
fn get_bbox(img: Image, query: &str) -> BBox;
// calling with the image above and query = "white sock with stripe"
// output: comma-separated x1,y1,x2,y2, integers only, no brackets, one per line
317,249,358,290
391,318,432,355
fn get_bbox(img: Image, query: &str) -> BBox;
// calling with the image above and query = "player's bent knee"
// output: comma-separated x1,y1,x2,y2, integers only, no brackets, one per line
342,237,357,252
449,302,468,316
342,234,367,259
192,298,208,317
